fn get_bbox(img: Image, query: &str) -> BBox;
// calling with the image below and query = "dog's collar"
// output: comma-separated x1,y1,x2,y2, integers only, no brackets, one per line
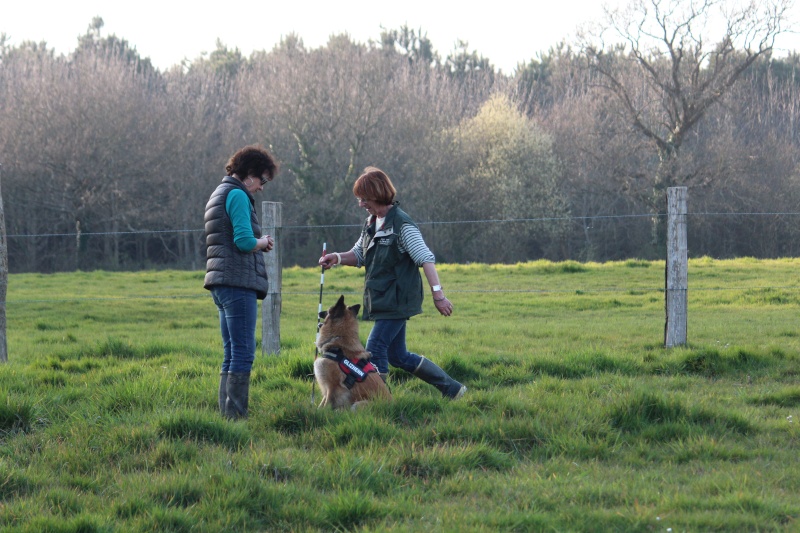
317,335,342,351
322,346,344,358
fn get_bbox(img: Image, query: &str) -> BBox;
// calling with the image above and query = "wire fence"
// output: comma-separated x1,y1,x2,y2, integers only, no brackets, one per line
5,210,800,304
5,205,800,355
8,285,800,305
9,211,800,238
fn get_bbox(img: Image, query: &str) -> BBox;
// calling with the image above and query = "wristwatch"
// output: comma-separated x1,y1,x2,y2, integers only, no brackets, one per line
431,284,442,292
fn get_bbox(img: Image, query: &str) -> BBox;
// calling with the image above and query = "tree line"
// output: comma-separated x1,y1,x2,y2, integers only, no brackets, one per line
1,1,798,273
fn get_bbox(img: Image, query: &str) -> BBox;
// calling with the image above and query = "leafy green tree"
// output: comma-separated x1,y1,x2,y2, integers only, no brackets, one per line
442,94,568,262
380,25,439,67
513,42,580,115
445,40,495,81
204,39,245,78
73,16,155,74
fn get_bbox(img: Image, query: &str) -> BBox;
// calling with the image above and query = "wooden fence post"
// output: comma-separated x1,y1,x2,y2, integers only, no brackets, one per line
665,187,688,347
261,202,282,355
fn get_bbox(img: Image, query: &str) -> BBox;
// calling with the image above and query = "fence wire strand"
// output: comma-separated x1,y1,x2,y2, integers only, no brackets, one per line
7,211,800,238
7,285,800,305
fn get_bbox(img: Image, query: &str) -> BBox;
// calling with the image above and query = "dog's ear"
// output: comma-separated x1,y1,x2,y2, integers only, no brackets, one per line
330,295,347,318
348,304,361,317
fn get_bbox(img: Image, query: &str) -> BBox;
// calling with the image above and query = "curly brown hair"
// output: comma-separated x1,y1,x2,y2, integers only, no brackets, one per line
225,145,279,182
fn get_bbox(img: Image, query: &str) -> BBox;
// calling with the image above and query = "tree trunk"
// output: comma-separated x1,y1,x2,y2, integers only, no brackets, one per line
650,149,680,252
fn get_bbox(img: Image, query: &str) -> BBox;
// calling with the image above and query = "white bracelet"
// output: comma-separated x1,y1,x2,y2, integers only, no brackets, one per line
334,252,342,265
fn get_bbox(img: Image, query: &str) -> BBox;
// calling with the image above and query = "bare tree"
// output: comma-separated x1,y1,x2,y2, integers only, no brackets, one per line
243,35,391,211
0,42,69,271
159,62,239,269
243,36,434,226
581,0,792,219
687,56,800,257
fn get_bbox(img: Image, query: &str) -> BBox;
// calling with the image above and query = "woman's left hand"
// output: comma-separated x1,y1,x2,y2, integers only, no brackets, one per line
434,296,453,317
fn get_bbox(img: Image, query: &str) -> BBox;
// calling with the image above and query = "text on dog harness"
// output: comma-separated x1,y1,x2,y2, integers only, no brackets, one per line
322,347,378,389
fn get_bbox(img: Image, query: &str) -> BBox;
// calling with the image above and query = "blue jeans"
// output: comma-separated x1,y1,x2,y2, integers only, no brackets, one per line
211,286,257,374
365,319,423,375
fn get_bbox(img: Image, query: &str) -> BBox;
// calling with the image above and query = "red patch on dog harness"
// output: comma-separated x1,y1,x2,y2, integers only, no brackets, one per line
322,348,377,388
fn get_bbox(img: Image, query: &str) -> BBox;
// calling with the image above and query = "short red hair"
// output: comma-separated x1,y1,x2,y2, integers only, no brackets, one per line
352,167,396,205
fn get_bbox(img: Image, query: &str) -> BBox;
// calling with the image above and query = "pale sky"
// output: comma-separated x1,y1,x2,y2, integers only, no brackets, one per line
2,1,800,74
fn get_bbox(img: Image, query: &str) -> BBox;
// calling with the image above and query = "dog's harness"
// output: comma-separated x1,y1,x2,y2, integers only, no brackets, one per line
322,347,378,389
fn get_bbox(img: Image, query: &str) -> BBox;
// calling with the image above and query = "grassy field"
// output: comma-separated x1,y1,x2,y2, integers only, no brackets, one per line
1,258,799,532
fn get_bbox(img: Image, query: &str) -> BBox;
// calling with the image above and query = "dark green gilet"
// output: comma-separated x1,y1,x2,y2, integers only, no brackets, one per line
203,177,269,299
361,203,424,320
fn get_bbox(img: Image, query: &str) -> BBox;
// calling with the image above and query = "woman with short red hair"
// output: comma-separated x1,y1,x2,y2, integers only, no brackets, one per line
319,167,466,399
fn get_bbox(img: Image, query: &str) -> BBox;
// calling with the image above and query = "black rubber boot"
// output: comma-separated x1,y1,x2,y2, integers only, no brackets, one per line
224,372,251,419
413,358,466,399
218,371,228,416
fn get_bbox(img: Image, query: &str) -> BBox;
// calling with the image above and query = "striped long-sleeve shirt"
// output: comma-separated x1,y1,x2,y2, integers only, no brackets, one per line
350,222,435,267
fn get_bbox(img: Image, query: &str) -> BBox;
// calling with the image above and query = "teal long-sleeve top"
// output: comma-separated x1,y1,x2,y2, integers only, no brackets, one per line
226,189,259,252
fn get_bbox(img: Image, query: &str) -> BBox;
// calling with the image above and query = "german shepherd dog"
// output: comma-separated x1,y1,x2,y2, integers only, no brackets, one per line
314,295,391,410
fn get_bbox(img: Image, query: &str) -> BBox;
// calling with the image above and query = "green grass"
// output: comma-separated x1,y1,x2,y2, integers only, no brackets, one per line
1,258,799,531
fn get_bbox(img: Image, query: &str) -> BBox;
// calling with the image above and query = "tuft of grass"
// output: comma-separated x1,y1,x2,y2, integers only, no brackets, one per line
280,356,315,381
0,470,37,500
322,490,389,530
157,412,250,449
15,515,103,533
609,390,754,438
150,478,205,508
0,396,35,433
85,337,140,359
678,347,772,377
140,507,194,533
267,403,331,435
748,387,800,407
327,413,399,448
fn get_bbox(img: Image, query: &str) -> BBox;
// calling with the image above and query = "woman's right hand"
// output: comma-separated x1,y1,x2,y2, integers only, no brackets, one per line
319,253,338,270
